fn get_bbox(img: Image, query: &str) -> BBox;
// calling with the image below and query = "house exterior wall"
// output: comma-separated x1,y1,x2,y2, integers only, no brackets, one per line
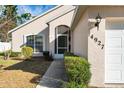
11,5,75,52
12,24,49,52
48,10,75,57
88,6,124,88
72,10,89,58
72,6,124,87
88,16,105,87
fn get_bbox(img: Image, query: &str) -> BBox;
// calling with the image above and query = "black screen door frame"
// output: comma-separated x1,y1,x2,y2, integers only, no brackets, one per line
56,32,69,54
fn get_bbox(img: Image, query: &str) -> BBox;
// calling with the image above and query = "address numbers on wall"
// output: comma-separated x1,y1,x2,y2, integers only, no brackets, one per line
90,34,104,50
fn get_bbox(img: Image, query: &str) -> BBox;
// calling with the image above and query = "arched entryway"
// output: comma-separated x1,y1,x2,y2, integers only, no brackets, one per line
54,25,71,58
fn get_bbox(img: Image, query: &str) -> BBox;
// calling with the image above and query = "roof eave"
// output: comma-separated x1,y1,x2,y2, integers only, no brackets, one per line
70,5,88,31
8,5,62,34
46,7,76,24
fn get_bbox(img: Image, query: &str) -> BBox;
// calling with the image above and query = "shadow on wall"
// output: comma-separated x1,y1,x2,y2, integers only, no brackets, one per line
4,25,70,84
20,27,49,51
20,25,70,57
6,25,70,75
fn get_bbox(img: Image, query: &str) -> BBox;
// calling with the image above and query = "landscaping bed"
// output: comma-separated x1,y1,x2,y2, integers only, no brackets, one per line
63,52,91,88
0,57,51,88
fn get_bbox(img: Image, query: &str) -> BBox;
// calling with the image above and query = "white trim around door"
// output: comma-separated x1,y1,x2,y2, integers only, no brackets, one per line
54,25,70,59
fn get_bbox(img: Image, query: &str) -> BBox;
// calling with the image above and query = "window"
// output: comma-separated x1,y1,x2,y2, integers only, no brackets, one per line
35,35,43,52
26,35,43,53
27,35,34,49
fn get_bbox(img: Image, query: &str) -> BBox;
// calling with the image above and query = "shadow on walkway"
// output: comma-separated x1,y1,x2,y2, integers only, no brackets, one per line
37,60,68,88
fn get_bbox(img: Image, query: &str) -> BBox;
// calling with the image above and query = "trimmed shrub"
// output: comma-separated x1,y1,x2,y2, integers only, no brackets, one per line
64,81,87,88
64,52,91,88
21,46,33,59
0,52,4,56
0,51,21,57
64,52,74,56
10,52,21,57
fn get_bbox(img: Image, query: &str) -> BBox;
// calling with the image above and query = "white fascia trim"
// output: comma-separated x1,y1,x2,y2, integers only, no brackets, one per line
8,5,62,34
70,6,88,30
70,5,79,28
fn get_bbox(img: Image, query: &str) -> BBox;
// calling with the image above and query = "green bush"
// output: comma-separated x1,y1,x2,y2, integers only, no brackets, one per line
21,46,33,59
0,51,21,57
64,81,87,88
64,52,91,88
0,52,4,56
10,52,21,57
64,52,74,56
5,50,11,56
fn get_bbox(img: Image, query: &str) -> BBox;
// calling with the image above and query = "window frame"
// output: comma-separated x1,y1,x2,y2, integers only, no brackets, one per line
24,34,45,53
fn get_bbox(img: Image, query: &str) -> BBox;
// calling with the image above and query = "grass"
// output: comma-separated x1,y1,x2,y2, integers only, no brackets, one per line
0,59,19,67
0,57,51,88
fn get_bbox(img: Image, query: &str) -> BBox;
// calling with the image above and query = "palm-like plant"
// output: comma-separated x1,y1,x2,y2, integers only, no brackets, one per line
17,13,32,25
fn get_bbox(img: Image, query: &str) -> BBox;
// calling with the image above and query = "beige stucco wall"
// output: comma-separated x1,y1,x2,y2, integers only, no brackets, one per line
72,6,124,87
12,24,49,52
48,10,75,57
88,6,124,88
72,9,89,58
11,5,75,52
88,19,105,87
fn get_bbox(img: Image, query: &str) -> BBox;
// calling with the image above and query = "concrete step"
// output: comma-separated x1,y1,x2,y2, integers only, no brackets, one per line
37,76,63,88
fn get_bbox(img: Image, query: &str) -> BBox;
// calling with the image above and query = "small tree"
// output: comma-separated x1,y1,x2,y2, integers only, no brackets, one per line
21,46,33,59
4,50,12,60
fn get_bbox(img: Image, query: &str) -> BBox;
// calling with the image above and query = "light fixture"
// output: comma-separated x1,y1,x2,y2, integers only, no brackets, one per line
95,13,102,30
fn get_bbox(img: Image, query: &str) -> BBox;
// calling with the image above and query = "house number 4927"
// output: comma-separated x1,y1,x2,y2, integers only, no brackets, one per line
90,34,104,50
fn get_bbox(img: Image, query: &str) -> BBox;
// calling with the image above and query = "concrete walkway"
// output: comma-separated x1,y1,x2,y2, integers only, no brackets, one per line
36,60,68,88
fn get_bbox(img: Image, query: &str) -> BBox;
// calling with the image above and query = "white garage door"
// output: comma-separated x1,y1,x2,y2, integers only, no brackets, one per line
105,30,124,83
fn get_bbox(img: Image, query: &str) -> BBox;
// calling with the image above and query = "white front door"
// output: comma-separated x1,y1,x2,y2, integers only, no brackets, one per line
105,30,124,83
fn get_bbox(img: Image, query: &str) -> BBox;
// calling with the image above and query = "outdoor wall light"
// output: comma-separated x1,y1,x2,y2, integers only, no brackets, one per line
95,13,102,30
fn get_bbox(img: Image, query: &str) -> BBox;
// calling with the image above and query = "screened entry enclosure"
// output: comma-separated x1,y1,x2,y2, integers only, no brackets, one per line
26,35,43,53
55,25,70,54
